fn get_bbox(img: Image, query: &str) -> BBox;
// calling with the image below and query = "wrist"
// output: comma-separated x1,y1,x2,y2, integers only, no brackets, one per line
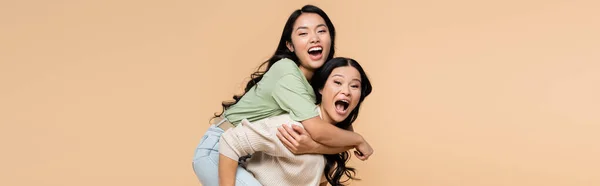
308,141,322,154
354,134,365,146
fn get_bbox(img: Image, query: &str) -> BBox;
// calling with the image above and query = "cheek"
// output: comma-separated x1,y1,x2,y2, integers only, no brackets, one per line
294,37,308,48
351,91,361,105
321,37,332,49
293,49,303,58
322,89,334,100
321,84,335,94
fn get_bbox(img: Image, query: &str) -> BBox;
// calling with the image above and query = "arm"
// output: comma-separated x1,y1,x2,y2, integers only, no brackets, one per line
218,119,290,186
301,118,372,160
301,117,363,147
271,73,373,159
277,124,353,154
218,117,342,185
218,120,261,186
218,118,316,160
311,143,353,154
270,75,364,148
218,154,237,186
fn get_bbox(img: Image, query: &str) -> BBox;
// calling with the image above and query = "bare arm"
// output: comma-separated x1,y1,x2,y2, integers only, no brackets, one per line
301,117,363,147
218,154,237,186
301,117,373,160
312,123,354,154
311,143,353,154
277,124,353,154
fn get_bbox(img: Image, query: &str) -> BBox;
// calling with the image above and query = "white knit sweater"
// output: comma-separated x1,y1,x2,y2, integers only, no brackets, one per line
219,114,326,186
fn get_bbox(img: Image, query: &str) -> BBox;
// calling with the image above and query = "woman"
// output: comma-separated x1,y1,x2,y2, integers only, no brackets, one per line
192,5,373,186
220,57,373,186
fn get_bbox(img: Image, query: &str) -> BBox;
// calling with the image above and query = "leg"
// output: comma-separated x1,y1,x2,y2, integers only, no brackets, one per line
192,125,262,186
192,126,221,186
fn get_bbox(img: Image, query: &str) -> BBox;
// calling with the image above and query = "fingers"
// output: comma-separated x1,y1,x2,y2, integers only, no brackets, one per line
278,125,299,147
276,130,296,151
354,151,368,161
283,124,301,140
355,149,364,156
291,124,306,135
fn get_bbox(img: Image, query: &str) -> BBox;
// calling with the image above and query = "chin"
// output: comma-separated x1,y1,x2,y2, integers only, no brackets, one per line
311,61,325,68
332,116,346,124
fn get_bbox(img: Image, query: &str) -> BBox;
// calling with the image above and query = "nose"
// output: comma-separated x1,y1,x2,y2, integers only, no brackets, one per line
309,32,320,44
340,85,350,96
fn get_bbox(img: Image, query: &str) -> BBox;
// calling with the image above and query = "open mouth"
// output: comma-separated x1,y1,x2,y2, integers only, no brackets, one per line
308,46,323,59
334,99,349,112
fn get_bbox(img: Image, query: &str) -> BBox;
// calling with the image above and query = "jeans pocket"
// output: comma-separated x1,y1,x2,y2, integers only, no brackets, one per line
195,134,218,158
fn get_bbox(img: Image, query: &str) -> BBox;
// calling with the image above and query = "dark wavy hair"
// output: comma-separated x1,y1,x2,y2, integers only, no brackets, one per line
311,57,373,186
215,4,336,117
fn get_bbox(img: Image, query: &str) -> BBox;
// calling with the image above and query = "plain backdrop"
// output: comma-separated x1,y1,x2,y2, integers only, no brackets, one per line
1,0,599,185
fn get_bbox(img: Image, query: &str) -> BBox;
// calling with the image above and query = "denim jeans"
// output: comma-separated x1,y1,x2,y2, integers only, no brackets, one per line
192,125,262,186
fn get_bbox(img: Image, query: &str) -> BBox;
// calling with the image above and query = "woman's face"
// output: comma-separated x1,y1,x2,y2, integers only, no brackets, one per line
286,13,331,77
319,66,362,124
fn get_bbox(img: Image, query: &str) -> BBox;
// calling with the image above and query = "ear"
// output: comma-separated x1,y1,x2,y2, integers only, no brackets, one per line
286,41,294,52
319,89,323,95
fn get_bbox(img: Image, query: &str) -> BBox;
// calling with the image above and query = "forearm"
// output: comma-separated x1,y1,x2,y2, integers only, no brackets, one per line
313,125,363,147
302,117,364,147
218,154,237,186
310,143,353,154
309,125,364,147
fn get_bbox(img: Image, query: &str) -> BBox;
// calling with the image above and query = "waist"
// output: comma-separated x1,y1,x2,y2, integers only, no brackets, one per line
212,116,235,131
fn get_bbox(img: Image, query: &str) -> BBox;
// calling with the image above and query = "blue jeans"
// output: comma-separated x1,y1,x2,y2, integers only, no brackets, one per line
192,125,262,186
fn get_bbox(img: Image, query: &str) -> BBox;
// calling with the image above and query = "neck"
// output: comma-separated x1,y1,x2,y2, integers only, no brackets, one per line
299,67,314,81
319,105,335,124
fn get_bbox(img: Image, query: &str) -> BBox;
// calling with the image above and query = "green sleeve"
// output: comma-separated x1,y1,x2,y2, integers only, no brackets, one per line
271,74,319,121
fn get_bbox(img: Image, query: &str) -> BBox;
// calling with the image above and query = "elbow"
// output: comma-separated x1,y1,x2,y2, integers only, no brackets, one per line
302,117,334,144
311,130,332,144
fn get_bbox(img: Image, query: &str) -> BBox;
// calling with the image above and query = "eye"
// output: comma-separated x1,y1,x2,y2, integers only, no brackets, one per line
318,30,327,33
334,80,342,85
351,85,360,89
299,33,307,36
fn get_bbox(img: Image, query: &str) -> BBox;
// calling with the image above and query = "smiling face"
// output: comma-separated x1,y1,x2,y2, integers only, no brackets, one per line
319,66,363,124
286,13,332,78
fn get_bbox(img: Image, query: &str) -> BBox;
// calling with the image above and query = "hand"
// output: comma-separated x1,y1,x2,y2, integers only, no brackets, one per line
354,139,373,161
276,124,319,154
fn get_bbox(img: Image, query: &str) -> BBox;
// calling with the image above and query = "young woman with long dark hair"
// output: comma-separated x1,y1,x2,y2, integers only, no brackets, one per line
192,5,374,186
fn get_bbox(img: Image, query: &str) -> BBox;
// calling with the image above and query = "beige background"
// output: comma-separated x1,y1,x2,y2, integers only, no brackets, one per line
1,0,599,185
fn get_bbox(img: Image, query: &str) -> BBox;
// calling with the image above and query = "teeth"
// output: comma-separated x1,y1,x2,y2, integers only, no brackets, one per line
337,99,349,104
308,47,322,52
336,99,350,111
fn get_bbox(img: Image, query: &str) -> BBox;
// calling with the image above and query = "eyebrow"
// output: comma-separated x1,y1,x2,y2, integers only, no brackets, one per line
295,24,327,31
332,74,361,82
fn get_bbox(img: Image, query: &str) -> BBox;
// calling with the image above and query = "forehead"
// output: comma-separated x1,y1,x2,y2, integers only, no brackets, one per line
294,13,326,29
329,66,361,80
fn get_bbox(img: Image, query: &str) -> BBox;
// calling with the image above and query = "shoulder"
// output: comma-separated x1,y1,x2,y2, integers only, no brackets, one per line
269,58,300,76
267,114,302,125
